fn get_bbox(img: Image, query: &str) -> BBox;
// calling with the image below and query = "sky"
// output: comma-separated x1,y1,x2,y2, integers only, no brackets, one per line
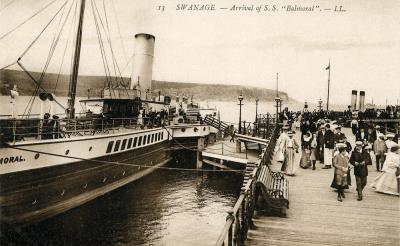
0,0,399,106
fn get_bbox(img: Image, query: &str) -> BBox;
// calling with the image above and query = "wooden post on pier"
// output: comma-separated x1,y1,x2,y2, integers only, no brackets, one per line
236,139,241,153
217,111,223,140
197,137,205,169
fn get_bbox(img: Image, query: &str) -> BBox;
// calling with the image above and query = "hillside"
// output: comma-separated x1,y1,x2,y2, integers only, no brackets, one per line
0,69,291,101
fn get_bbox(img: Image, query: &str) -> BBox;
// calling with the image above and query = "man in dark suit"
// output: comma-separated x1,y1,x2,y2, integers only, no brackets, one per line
370,125,382,144
355,127,369,144
322,124,335,169
349,141,368,201
334,125,346,144
316,125,325,164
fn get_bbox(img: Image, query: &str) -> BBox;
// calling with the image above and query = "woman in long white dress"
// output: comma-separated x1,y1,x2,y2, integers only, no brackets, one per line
371,145,400,196
285,131,299,176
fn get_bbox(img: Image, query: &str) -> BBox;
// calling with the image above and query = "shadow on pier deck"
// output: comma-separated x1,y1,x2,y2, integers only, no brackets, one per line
246,130,400,246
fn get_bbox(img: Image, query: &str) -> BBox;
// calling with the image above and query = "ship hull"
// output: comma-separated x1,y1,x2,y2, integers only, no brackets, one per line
0,128,173,225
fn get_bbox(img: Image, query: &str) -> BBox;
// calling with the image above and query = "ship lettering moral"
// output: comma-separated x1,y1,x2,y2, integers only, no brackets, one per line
0,156,25,165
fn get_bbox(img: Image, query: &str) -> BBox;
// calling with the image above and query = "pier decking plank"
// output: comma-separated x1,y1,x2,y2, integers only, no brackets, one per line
246,129,400,246
202,139,260,164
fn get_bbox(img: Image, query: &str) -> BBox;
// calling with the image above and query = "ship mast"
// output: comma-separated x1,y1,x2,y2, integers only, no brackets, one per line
67,0,86,118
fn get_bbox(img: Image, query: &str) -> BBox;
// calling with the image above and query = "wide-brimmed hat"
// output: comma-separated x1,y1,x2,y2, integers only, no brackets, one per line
375,125,381,129
335,125,342,129
386,133,395,138
282,125,289,130
364,145,372,150
288,131,295,136
355,141,363,146
336,143,347,148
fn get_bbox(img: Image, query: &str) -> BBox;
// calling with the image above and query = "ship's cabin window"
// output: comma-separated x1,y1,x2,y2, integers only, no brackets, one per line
151,134,154,143
114,140,121,152
121,139,127,151
101,100,140,118
138,136,142,146
161,132,164,140
133,137,137,147
106,141,114,153
147,135,151,144
127,138,133,149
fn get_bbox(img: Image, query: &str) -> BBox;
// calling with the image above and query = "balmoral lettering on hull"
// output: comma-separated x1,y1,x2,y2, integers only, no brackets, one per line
176,4,216,11
0,156,25,165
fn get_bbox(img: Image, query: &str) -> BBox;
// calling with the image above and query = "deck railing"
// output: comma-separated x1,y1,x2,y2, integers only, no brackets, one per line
0,116,168,144
215,120,280,246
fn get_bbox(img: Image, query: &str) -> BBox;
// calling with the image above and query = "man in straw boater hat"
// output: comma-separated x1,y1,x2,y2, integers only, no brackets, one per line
370,125,382,144
334,125,346,144
276,125,290,171
350,141,369,201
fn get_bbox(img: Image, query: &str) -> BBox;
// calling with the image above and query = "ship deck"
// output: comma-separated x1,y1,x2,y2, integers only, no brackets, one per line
246,128,400,245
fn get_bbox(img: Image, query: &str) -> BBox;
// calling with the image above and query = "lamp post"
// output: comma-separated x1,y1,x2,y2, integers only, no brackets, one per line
238,94,244,134
255,98,259,135
275,96,281,125
255,98,259,123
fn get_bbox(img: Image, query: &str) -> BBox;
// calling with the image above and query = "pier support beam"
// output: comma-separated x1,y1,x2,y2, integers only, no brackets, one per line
236,140,241,153
197,137,205,169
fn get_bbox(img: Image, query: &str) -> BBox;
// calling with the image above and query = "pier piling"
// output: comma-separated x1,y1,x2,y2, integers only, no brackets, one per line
196,137,205,169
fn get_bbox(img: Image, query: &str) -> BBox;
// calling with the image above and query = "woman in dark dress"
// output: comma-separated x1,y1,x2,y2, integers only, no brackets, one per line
300,132,312,169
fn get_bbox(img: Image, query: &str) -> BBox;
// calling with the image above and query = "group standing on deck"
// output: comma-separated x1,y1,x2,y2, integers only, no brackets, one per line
275,109,400,201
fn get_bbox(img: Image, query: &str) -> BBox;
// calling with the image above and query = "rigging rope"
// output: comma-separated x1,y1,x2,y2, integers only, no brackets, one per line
54,0,77,93
0,0,60,41
27,0,74,116
0,61,17,70
100,0,119,85
90,0,112,88
110,0,128,64
21,0,68,117
101,0,126,87
0,0,17,13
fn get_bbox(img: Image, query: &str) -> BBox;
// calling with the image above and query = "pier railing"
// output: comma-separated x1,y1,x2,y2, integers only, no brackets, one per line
215,123,280,246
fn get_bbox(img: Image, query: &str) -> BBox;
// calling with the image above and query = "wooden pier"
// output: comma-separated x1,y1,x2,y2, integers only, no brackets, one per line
246,129,400,246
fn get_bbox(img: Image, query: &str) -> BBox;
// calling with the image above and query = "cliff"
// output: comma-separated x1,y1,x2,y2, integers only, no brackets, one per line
0,69,291,101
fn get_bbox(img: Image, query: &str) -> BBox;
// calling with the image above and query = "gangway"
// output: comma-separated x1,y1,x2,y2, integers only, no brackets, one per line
235,133,270,146
203,115,230,134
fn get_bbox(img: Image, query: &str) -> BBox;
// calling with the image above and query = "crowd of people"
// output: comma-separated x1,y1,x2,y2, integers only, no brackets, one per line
275,110,400,202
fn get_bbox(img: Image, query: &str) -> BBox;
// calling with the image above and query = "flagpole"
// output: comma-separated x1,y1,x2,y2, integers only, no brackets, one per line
326,59,331,111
